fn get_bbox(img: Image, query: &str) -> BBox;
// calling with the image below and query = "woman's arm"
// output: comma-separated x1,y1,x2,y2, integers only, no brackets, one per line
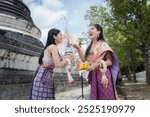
105,51,113,67
87,51,113,71
73,44,85,62
49,45,68,68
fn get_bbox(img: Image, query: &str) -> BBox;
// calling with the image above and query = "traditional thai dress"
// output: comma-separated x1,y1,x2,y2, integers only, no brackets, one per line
30,47,56,100
87,41,119,100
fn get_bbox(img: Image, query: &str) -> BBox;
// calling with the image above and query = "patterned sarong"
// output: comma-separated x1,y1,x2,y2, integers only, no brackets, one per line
88,69,116,100
30,66,55,100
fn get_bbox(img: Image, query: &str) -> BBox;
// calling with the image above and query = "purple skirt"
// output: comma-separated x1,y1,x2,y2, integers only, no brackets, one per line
30,66,55,100
88,69,116,100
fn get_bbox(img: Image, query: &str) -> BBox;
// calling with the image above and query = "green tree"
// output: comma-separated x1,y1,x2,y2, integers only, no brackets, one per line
85,2,147,83
105,0,150,85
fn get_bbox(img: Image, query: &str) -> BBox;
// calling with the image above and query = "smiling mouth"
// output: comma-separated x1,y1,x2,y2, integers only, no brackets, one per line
89,33,93,36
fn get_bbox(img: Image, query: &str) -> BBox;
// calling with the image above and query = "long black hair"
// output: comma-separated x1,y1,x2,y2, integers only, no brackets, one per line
85,24,105,60
38,28,60,65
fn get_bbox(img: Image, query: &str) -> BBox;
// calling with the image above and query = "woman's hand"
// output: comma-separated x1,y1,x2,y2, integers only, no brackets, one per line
87,62,102,71
87,63,96,71
72,44,80,50
101,75,108,88
72,44,85,62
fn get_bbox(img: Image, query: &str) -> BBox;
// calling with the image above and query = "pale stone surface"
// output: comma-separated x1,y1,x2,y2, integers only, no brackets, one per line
0,11,41,38
0,49,38,70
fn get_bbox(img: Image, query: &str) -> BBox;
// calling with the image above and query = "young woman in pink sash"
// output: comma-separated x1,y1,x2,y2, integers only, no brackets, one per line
73,24,119,100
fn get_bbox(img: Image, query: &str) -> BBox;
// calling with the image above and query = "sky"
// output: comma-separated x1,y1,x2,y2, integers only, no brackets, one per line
23,0,105,45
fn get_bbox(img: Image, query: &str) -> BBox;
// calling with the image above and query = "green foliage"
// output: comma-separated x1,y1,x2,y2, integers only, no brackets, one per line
85,6,109,27
84,0,150,74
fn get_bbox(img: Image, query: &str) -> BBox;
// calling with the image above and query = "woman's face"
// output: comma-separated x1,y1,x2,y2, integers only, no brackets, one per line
54,32,63,44
88,26,100,39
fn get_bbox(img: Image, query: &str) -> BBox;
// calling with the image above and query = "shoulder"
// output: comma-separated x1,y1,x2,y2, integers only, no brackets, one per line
96,41,112,51
99,41,110,48
100,41,113,52
95,40,108,49
45,45,58,54
47,44,58,50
